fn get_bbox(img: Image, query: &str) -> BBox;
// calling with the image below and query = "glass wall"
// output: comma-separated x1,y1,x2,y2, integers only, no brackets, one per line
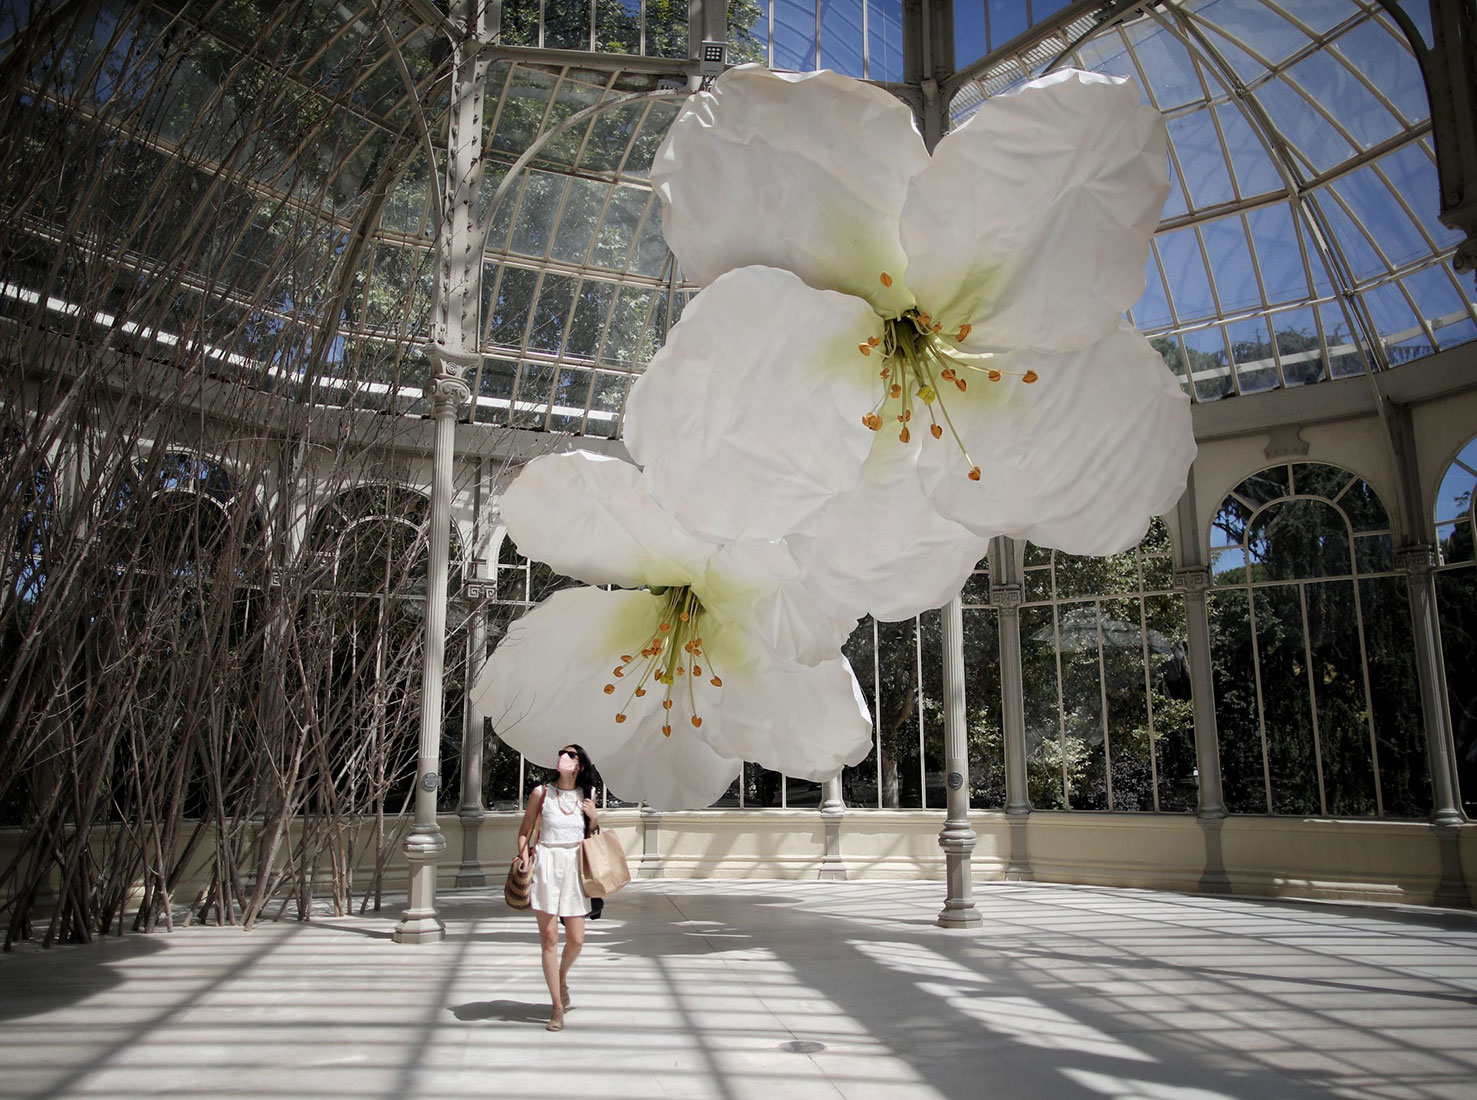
1208,462,1430,817
1018,520,1196,812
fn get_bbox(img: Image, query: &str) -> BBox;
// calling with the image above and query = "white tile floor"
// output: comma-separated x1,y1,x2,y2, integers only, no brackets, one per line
2,880,1476,1100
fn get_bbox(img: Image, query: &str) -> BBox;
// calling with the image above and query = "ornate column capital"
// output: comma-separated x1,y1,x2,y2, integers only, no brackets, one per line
1394,544,1438,575
1173,566,1212,596
989,582,1023,611
425,342,476,413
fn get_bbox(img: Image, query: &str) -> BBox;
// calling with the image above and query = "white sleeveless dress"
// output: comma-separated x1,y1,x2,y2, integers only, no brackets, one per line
531,784,589,917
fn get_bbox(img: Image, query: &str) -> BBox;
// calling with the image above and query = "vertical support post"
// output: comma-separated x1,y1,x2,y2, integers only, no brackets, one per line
937,596,982,927
456,569,489,888
638,804,664,878
395,0,485,944
1172,478,1229,894
818,776,847,881
991,536,1032,881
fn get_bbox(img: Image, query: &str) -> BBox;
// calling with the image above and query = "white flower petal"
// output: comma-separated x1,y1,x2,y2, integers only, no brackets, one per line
471,587,661,765
596,715,741,810
624,266,881,543
498,451,715,589
651,65,926,315
714,653,873,781
902,69,1168,353
788,441,988,622
697,539,857,666
916,325,1194,553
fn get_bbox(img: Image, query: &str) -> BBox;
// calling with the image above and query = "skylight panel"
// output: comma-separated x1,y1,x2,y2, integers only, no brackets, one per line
1327,164,1432,271
1201,214,1262,313
1157,226,1219,321
1329,16,1428,126
1253,75,1356,176
821,0,866,77
1123,17,1203,111
1167,108,1237,209
1283,47,1403,152
1190,0,1311,69
1245,204,1312,304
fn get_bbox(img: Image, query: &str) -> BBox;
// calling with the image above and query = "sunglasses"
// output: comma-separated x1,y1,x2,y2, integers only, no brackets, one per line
558,749,579,760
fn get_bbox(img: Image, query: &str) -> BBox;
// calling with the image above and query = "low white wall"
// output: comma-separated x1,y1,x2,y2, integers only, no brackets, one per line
4,810,1473,915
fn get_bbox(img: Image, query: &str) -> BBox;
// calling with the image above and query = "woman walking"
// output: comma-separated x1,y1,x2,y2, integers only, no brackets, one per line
516,744,598,1031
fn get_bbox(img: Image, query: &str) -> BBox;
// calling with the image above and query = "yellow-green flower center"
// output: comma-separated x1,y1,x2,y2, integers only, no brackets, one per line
856,274,1039,481
603,586,722,737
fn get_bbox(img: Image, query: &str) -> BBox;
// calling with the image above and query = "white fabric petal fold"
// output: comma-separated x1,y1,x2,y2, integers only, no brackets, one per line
470,587,657,766
714,653,873,780
624,266,881,543
596,714,741,811
901,69,1168,354
916,325,1195,553
497,450,715,588
787,439,988,622
651,65,926,315
700,540,858,666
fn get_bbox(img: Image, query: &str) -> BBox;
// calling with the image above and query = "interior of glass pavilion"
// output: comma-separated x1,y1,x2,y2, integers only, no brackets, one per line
1,0,1476,952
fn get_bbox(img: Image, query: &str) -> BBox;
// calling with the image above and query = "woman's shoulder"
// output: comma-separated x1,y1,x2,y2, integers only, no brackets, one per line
529,782,548,803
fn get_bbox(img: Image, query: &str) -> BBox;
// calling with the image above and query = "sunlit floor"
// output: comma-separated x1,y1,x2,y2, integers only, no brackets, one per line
2,880,1476,1100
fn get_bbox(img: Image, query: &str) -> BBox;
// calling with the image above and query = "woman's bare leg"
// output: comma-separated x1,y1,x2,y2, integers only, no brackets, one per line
536,910,563,1026
559,916,585,1008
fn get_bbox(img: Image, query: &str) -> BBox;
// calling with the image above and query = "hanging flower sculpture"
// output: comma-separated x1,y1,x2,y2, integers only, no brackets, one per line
470,451,872,809
624,66,1195,622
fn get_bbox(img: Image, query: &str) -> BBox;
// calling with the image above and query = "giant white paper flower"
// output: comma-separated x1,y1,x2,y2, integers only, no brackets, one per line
469,451,873,809
625,66,1194,621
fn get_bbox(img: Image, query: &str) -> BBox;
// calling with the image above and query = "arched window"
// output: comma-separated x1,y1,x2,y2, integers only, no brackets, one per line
1434,437,1477,816
1017,519,1194,812
304,484,467,813
1209,463,1429,818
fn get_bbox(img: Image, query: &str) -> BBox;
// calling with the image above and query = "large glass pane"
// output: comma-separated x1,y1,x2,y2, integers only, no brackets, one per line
1307,579,1377,816
1021,604,1065,809
1147,593,1196,812
876,616,921,808
1168,109,1236,210
1361,576,1431,818
1103,598,1153,811
820,0,865,77
774,0,817,71
920,608,946,809
1210,587,1266,813
962,607,1004,808
1061,612,1107,810
1255,584,1320,816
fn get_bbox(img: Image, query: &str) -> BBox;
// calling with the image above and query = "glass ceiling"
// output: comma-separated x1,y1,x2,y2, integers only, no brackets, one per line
2,0,1472,432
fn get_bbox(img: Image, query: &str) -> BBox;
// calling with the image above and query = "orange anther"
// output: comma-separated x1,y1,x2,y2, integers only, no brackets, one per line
1023,370,1038,384
955,378,967,391
662,699,673,710
679,610,690,621
889,384,901,398
940,368,956,382
868,336,881,346
603,684,615,694
635,687,646,697
904,409,912,422
987,369,1002,382
900,426,911,443
662,725,672,737
676,666,685,676
615,714,627,723
862,413,882,431
659,622,671,632
858,343,872,357
931,424,943,439
613,668,624,677
620,654,632,662
693,665,702,675
932,322,942,333
968,466,982,481
957,324,972,342
880,272,893,287
710,676,723,687
691,716,702,727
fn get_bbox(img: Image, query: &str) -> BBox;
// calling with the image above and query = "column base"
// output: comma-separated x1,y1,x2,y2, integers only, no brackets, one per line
937,902,984,929
818,804,847,881
1198,814,1231,894
392,910,447,944
455,808,486,888
1433,818,1473,909
1004,813,1034,881
394,827,446,944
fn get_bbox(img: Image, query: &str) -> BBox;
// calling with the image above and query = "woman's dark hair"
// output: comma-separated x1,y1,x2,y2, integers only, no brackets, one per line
560,743,599,798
